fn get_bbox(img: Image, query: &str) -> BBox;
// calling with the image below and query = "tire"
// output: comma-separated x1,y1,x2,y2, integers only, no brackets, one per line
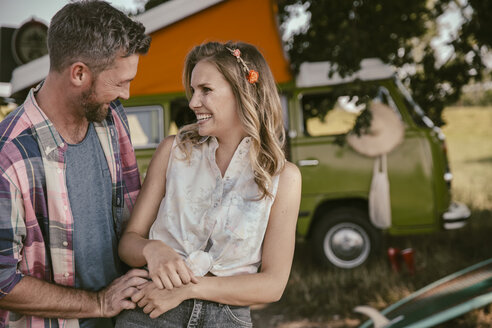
311,207,380,269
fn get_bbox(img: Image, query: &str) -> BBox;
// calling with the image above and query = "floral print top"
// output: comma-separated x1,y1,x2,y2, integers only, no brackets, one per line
149,136,279,276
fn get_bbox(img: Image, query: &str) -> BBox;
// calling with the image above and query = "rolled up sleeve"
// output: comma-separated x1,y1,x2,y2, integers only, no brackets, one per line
0,159,26,298
0,256,23,298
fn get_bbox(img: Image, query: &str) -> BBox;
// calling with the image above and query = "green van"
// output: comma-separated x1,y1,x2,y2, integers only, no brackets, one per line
124,58,470,269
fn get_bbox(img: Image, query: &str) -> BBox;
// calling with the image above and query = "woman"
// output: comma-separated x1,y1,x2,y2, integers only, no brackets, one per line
116,41,301,327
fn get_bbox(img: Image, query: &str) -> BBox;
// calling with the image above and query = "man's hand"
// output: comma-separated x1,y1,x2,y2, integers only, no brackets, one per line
143,240,198,290
97,268,149,317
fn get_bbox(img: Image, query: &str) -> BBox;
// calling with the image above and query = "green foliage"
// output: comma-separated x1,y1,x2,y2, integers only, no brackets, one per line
278,0,431,75
461,0,492,47
278,0,490,126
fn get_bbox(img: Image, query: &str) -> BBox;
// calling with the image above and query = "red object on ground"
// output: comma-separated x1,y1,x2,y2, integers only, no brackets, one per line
387,247,401,272
401,248,416,275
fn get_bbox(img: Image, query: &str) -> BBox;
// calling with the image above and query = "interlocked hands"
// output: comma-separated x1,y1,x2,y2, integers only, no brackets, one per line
97,268,149,317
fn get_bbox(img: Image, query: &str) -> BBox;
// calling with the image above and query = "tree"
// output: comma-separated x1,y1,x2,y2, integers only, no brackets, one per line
278,0,490,126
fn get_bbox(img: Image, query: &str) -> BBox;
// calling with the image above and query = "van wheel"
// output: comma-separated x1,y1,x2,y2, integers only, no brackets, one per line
312,207,379,269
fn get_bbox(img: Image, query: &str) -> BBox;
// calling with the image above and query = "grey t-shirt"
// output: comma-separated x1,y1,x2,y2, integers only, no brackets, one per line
65,123,123,328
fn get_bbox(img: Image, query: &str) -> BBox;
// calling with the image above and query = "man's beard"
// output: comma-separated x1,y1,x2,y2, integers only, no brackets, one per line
79,83,110,122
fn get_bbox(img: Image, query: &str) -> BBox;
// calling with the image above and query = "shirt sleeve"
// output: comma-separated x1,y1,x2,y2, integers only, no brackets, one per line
0,151,26,298
109,101,141,237
112,101,141,209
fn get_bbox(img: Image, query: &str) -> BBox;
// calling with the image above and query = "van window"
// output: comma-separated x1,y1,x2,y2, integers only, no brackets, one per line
301,93,366,136
300,85,399,136
169,98,196,135
126,105,164,148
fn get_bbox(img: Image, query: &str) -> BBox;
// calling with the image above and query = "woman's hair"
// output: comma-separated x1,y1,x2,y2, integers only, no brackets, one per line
178,41,286,199
48,0,151,75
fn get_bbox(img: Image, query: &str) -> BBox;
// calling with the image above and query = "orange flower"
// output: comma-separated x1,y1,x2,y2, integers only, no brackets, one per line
247,70,259,84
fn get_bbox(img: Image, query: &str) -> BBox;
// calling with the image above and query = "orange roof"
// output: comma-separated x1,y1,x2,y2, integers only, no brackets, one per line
130,0,292,96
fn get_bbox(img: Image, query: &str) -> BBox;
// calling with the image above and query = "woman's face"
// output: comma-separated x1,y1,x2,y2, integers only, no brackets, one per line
189,60,246,141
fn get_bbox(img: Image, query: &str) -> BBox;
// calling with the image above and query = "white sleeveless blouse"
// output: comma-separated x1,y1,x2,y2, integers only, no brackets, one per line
149,136,279,277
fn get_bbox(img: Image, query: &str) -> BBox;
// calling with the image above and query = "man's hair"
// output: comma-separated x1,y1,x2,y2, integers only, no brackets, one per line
47,0,151,74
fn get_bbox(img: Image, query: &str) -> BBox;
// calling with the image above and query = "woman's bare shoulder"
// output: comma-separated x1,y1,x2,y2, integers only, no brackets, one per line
279,161,301,184
154,135,176,157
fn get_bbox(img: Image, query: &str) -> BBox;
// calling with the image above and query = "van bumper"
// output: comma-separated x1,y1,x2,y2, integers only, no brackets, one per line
442,201,471,230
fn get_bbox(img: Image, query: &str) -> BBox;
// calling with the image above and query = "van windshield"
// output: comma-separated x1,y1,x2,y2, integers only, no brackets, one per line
300,83,401,137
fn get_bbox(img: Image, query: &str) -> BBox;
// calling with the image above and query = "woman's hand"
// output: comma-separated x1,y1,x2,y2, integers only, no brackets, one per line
132,281,191,319
142,240,198,289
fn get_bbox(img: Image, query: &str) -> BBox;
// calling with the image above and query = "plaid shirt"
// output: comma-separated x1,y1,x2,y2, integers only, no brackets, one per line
0,85,141,328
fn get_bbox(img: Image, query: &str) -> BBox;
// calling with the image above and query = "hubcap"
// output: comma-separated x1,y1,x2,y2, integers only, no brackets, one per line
324,222,370,268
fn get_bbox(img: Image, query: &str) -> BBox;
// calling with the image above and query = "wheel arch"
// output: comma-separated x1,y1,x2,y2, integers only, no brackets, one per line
307,197,370,239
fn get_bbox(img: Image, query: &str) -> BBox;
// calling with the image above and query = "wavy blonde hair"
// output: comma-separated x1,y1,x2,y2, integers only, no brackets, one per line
177,41,286,199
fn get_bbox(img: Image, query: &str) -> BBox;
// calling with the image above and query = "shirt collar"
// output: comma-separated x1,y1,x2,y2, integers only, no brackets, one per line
204,136,252,162
199,135,252,147
197,136,210,144
23,83,67,160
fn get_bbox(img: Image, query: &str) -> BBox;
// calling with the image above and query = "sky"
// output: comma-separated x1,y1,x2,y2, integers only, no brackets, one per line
0,0,144,27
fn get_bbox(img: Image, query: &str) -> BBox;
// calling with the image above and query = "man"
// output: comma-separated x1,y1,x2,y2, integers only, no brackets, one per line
0,1,151,327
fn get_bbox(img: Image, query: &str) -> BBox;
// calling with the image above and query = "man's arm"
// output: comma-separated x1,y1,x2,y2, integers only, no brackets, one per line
0,269,149,318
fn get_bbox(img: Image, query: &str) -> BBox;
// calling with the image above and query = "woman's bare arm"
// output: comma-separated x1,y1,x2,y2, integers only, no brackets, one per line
133,162,302,318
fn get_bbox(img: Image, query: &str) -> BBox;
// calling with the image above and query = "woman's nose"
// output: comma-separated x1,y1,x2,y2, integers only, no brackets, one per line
189,93,201,109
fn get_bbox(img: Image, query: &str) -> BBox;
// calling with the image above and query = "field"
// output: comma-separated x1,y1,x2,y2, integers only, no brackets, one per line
251,106,492,327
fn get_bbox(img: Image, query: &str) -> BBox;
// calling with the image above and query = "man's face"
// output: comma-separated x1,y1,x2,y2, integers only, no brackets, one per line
80,54,139,122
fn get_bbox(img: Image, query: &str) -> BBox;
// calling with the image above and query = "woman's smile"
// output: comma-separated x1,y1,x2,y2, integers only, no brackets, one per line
196,113,213,123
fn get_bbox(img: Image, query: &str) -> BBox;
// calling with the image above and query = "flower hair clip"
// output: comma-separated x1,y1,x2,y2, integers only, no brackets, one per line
226,47,259,84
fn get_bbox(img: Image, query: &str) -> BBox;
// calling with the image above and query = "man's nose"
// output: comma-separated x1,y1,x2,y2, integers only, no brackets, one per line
120,85,130,100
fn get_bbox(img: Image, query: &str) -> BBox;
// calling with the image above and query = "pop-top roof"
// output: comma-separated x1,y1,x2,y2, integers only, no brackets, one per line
296,58,395,88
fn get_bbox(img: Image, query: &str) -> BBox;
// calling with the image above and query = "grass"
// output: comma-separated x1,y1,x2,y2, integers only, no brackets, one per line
252,106,492,327
442,106,492,211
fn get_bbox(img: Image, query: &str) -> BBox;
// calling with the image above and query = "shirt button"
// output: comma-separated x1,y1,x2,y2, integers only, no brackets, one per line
64,272,70,278
57,168,62,174
64,205,68,211
62,241,68,247
213,203,218,208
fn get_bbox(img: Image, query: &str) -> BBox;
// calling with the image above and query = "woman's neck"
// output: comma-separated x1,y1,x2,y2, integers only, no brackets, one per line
215,134,247,177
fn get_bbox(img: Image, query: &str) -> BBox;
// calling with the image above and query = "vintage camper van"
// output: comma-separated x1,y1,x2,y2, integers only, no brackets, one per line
6,0,470,268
